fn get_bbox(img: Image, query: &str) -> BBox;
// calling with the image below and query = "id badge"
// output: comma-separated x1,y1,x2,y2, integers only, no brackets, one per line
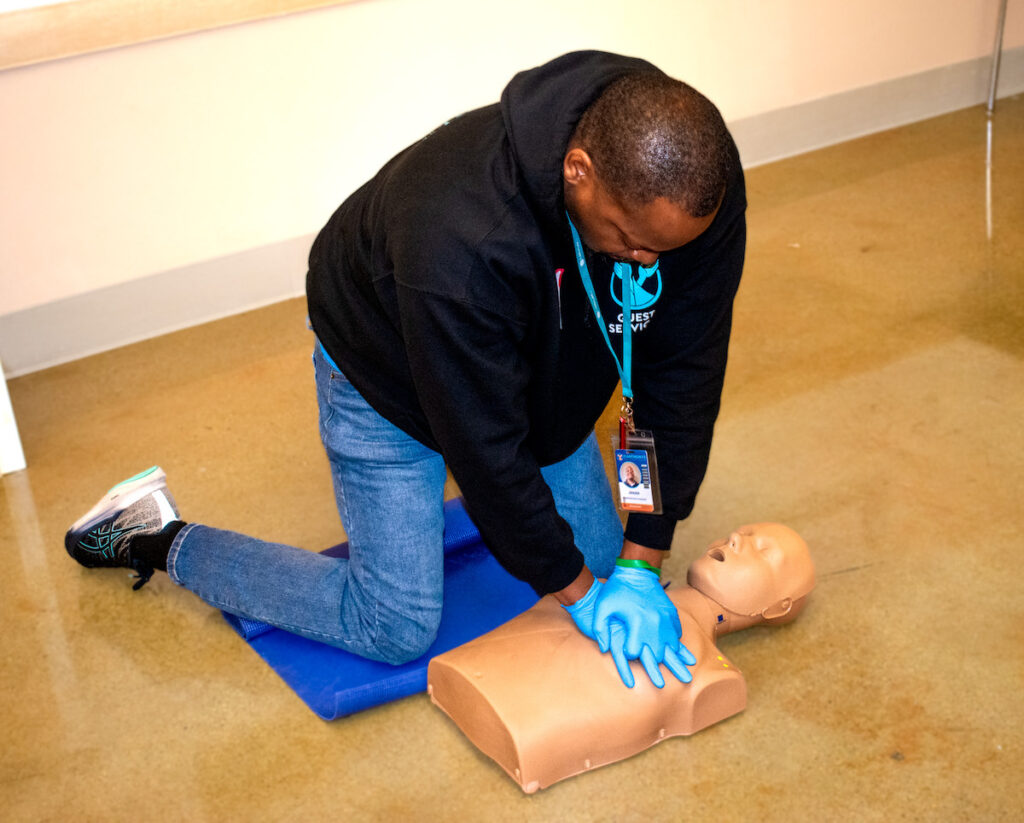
611,427,663,515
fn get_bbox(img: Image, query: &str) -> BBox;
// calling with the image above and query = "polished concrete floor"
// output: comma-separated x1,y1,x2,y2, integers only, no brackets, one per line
3,97,1023,821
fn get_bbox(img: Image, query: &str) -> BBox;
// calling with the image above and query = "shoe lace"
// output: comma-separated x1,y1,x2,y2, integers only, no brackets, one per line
130,558,154,591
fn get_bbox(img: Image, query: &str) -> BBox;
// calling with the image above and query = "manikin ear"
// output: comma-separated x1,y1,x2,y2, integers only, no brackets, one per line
563,147,595,191
761,597,793,621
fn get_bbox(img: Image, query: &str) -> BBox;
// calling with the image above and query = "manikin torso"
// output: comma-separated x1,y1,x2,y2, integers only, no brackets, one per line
427,523,814,793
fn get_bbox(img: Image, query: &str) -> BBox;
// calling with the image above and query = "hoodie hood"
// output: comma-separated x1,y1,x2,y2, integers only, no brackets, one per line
500,50,663,229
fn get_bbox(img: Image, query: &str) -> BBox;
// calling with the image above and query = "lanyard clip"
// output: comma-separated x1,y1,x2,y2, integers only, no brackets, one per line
619,396,636,439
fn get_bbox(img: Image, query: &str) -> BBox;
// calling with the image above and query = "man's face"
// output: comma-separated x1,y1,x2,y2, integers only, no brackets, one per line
687,524,815,617
563,147,716,266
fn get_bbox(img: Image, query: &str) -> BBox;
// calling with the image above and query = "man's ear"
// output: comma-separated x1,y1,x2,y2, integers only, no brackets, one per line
563,147,594,190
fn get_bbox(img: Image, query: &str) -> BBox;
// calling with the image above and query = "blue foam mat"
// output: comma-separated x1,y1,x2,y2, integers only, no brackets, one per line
222,498,538,720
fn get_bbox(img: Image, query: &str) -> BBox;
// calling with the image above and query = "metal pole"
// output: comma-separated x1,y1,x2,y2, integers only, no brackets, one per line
987,0,1009,113
986,116,994,239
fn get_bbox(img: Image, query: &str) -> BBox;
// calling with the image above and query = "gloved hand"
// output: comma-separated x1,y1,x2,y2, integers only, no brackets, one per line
593,564,697,689
563,578,602,640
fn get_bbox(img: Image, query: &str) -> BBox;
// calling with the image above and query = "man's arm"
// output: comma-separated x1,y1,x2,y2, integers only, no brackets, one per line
395,278,588,597
626,166,747,552
551,565,595,606
552,538,664,606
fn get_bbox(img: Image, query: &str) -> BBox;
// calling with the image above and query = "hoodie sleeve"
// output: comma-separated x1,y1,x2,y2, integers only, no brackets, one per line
394,273,586,596
624,175,747,551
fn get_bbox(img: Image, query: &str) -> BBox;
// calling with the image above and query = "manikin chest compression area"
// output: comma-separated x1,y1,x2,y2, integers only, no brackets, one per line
427,523,815,793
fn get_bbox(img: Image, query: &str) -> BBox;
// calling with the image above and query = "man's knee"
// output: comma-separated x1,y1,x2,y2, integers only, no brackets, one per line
372,607,442,665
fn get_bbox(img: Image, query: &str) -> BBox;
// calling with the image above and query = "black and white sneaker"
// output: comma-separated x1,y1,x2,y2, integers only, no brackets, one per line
65,466,179,590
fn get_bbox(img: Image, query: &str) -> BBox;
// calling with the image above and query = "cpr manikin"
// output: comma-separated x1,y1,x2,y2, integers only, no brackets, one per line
427,523,815,793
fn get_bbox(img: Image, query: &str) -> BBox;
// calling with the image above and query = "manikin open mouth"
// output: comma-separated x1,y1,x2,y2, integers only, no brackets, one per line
709,547,726,562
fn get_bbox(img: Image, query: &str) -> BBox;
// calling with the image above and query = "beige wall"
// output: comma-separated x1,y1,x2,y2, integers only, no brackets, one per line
1,0,1021,316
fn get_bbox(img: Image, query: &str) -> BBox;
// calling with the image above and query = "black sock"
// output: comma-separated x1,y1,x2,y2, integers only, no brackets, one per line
131,520,186,572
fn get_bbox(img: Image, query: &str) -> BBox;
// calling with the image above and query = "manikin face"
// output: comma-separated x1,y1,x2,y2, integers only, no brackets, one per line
687,523,815,618
563,147,716,267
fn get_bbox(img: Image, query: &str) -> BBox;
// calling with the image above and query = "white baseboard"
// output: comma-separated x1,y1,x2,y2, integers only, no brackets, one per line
731,46,1024,168
1,234,313,378
2,45,1021,378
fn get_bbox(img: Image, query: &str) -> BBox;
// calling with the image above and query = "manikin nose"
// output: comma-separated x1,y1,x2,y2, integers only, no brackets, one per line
728,532,744,552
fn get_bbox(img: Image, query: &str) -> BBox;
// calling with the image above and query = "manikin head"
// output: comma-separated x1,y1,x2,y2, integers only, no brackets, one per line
563,72,733,266
687,523,815,626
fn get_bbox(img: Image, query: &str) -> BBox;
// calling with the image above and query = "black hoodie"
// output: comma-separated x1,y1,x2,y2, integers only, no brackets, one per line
306,51,746,595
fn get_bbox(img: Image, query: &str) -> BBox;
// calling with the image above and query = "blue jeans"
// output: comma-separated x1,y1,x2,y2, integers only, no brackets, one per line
167,344,622,664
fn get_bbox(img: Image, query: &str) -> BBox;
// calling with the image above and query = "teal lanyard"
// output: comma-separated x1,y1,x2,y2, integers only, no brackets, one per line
567,215,634,401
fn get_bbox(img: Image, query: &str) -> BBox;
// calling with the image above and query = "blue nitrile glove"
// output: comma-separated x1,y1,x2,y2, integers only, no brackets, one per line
563,578,602,640
593,563,697,689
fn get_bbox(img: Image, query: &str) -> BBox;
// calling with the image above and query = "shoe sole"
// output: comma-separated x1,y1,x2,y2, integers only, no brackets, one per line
67,467,173,539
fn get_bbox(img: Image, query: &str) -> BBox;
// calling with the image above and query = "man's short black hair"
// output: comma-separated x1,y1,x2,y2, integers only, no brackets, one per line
572,72,733,217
